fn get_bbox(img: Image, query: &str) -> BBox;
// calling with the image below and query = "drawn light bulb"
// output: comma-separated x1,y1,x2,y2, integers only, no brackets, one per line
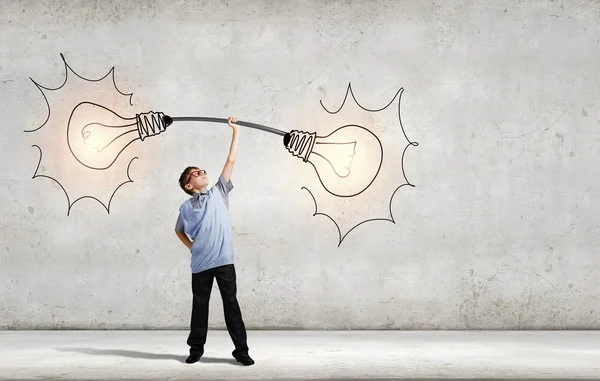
282,126,382,197
67,102,172,170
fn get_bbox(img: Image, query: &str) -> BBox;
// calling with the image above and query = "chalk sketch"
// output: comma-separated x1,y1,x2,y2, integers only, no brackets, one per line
25,53,139,214
304,83,419,246
25,53,418,245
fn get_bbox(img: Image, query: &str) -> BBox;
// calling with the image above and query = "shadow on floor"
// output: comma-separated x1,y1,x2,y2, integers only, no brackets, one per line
54,347,240,365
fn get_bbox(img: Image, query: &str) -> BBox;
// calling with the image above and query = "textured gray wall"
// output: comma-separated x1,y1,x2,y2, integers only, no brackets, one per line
1,0,599,329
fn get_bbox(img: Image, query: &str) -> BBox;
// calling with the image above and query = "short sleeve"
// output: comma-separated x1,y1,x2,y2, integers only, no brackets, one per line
175,213,184,233
215,174,234,196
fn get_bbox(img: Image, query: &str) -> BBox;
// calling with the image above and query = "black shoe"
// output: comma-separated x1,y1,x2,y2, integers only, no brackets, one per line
185,353,202,364
234,353,255,366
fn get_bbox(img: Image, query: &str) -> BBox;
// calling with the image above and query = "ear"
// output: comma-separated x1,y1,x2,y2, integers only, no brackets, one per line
185,184,192,191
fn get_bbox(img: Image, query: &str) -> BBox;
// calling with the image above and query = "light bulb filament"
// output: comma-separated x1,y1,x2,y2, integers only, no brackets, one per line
81,122,137,152
311,141,356,178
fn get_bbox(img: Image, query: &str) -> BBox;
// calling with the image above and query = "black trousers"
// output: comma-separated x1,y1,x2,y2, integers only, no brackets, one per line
187,264,249,356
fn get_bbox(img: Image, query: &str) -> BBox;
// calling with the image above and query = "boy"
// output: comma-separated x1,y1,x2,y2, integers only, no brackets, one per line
174,117,254,366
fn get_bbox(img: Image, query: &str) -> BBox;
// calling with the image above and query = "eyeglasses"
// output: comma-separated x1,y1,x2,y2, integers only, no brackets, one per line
187,169,207,184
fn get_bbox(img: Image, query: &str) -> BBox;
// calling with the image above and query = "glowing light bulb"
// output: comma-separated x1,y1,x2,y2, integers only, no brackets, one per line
283,126,383,197
67,102,172,170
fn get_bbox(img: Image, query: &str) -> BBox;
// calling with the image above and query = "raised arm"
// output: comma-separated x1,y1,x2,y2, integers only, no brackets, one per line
221,117,240,183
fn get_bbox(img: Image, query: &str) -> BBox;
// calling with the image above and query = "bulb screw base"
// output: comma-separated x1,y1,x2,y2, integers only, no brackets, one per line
284,130,316,162
136,112,169,141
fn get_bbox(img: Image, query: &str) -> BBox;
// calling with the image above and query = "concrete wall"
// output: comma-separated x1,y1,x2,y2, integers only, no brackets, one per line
1,0,599,329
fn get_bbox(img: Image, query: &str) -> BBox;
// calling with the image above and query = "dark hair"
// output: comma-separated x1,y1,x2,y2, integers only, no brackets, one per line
179,166,198,196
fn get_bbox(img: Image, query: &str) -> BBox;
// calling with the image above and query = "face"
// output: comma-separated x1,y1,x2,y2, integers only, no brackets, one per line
185,168,208,192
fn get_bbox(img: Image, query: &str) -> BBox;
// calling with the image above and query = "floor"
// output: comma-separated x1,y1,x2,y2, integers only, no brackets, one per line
1,330,599,380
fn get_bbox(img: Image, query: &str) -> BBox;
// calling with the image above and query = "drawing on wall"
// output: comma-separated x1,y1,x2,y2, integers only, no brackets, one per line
25,53,418,246
304,83,418,246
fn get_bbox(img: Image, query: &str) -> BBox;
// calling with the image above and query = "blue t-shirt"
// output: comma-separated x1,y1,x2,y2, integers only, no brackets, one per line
175,174,235,273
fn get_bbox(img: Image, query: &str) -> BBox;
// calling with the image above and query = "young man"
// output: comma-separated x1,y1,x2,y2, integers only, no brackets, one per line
174,117,254,366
